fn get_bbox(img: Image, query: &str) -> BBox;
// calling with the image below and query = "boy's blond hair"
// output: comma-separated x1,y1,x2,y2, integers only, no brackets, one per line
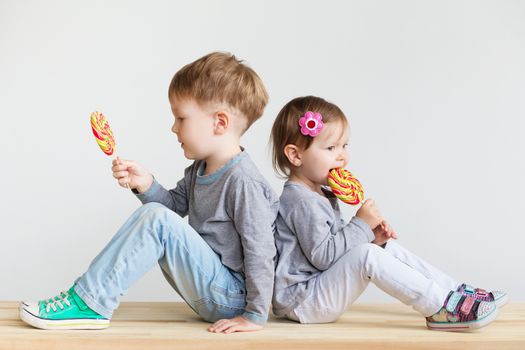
168,52,269,133
270,96,348,178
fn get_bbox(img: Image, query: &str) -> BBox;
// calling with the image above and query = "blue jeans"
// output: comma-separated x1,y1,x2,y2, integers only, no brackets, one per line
74,202,247,322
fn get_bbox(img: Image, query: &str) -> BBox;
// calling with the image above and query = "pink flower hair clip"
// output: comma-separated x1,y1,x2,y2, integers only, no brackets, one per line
298,111,324,137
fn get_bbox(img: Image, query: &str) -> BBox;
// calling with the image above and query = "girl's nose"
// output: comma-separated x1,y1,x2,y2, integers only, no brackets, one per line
337,152,348,167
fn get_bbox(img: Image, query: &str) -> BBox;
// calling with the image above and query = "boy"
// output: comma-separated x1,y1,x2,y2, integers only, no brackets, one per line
20,52,278,334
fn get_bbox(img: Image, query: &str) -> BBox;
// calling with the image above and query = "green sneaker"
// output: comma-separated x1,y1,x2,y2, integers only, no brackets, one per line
19,286,110,330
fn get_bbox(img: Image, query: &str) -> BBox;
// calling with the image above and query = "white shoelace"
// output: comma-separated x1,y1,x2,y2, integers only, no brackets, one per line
44,291,71,312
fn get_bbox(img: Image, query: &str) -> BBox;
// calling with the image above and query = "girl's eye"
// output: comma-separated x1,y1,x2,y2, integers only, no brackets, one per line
327,146,335,151
343,143,348,149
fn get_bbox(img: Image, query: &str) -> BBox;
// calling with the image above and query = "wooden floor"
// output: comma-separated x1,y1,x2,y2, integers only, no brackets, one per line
1,302,524,350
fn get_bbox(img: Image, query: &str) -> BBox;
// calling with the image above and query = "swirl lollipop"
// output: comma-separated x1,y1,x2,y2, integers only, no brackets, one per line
90,111,128,188
327,168,364,205
90,111,115,156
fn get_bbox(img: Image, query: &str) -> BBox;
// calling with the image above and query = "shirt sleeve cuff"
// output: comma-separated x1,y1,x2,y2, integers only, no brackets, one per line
350,216,375,242
241,311,267,326
134,177,163,204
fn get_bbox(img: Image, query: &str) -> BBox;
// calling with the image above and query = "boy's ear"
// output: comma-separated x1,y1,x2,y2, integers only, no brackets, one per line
284,144,302,167
213,111,229,135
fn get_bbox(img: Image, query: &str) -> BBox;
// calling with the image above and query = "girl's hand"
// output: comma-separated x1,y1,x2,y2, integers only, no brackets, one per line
372,220,398,245
111,158,153,193
207,315,263,334
356,199,383,230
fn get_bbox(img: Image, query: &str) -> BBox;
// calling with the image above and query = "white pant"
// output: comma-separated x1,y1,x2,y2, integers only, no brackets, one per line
288,241,459,323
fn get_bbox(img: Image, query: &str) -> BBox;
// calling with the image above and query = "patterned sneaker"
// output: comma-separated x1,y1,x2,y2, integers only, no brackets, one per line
19,286,110,330
426,291,498,331
457,283,508,308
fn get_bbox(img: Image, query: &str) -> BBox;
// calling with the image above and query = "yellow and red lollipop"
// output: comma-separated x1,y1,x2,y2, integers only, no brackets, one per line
90,111,115,156
328,168,364,205
90,111,129,188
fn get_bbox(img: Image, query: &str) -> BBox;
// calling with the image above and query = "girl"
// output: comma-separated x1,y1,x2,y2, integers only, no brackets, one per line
269,96,507,331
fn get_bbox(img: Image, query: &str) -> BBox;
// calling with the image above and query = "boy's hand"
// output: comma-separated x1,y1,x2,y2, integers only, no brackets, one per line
372,220,398,246
356,199,383,230
111,158,153,193
207,315,263,334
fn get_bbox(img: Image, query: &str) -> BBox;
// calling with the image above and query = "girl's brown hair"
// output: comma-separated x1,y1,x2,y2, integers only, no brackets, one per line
270,96,348,178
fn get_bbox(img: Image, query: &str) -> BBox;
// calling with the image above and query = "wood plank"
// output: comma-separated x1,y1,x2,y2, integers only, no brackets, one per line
1,302,524,350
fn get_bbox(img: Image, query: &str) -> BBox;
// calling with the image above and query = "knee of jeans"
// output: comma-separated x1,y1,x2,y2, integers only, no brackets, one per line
138,202,181,223
137,203,185,233
134,202,167,221
138,202,167,214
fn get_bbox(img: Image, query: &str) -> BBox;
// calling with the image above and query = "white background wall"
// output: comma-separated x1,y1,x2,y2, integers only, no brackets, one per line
1,0,524,304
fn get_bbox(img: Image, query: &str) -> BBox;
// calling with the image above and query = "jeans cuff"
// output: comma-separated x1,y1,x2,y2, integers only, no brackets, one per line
74,280,114,319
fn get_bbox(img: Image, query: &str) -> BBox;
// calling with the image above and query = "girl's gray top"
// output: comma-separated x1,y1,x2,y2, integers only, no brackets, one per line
272,181,374,316
136,150,279,325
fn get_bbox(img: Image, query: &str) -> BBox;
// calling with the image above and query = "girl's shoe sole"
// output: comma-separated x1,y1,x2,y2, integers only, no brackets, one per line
426,305,499,332
495,294,509,308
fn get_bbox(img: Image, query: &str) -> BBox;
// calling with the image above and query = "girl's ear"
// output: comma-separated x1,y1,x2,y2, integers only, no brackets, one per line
284,144,302,167
214,111,229,135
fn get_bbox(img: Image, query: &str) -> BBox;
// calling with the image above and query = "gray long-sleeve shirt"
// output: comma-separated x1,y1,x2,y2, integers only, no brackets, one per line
272,181,375,316
136,151,279,324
